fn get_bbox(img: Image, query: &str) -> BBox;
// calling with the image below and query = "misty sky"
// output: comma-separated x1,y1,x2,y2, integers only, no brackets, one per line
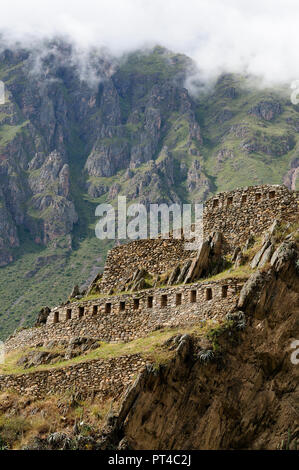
1,0,299,84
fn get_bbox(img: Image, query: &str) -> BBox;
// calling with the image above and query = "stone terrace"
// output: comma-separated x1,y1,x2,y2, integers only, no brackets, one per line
98,184,298,293
5,278,244,352
203,184,298,250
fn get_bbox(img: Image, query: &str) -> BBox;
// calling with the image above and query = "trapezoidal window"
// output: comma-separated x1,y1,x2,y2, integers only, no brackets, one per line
213,199,219,209
176,293,182,306
119,301,125,312
269,190,276,199
161,294,167,308
222,285,228,298
255,193,261,202
54,311,59,324
92,305,98,315
206,288,212,301
79,306,84,318
133,299,140,310
241,195,247,205
66,309,72,320
190,290,197,303
105,303,111,314
147,296,153,308
227,196,233,207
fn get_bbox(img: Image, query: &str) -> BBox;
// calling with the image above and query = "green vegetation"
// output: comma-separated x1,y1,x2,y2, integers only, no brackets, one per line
0,121,114,340
0,231,112,340
0,389,116,449
0,321,223,375
118,46,189,79
0,121,29,148
196,75,299,192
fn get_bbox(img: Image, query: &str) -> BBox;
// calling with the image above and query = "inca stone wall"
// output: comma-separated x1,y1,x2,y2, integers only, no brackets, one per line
98,185,298,292
203,184,298,250
2,183,297,401
0,354,146,399
5,279,243,352
100,236,196,294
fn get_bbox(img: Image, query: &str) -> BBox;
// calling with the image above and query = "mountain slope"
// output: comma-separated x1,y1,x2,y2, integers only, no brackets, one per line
0,41,298,339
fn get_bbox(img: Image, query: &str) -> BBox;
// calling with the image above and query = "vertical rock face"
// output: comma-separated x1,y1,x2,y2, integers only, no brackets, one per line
28,150,77,243
84,72,202,180
248,100,282,121
0,189,19,265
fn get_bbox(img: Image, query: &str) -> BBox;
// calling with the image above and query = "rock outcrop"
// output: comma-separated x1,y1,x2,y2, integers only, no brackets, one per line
99,240,298,450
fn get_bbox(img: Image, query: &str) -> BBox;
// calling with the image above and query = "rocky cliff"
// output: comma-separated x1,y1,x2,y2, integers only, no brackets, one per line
99,235,299,450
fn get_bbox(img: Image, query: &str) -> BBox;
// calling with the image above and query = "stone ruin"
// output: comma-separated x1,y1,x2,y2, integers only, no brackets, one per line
5,183,298,349
1,183,298,399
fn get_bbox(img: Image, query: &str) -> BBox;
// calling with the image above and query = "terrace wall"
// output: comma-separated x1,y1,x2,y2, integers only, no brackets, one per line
98,185,298,293
5,279,244,352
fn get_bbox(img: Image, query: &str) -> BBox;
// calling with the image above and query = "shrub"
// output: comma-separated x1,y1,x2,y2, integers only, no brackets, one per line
0,416,31,448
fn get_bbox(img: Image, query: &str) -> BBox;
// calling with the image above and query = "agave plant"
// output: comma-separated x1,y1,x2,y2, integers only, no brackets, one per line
47,432,72,449
226,311,246,330
198,349,215,364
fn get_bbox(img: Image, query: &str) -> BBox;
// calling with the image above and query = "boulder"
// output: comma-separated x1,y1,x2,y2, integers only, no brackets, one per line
237,270,267,311
17,350,62,368
184,240,210,284
234,251,245,268
232,246,241,262
210,231,223,257
250,240,271,268
132,278,146,291
270,240,297,271
176,260,192,284
35,306,51,326
258,244,274,268
70,285,80,298
168,265,181,285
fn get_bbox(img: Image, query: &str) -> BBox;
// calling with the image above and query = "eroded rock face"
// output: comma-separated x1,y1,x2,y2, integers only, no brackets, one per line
0,43,207,266
240,238,298,316
28,150,78,243
248,100,282,121
35,306,51,326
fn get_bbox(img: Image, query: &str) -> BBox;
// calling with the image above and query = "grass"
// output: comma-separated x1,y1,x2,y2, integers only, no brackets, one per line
0,230,113,340
0,321,222,376
0,415,30,448
118,47,189,79
0,389,117,449
0,121,29,148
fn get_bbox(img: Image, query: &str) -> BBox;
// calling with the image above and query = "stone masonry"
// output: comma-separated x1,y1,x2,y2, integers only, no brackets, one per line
5,278,243,352
0,354,146,399
203,184,298,250
99,184,298,292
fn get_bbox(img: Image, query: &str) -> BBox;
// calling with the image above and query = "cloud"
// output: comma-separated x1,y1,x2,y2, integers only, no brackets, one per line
1,0,299,85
